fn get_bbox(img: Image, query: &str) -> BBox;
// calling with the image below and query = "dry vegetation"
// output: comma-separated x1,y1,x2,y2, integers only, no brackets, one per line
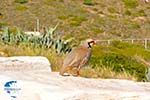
0,0,150,39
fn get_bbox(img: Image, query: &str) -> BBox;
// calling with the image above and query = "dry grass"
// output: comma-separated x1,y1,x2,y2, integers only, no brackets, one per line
0,43,64,71
80,66,137,81
0,41,149,81
0,0,149,40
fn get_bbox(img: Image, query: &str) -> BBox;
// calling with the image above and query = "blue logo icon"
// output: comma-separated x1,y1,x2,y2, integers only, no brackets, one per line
4,80,21,99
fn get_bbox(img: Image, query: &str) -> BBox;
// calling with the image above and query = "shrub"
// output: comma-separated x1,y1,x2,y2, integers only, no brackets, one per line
90,53,147,81
15,5,28,11
122,0,138,8
133,10,147,17
89,42,150,81
15,0,28,4
83,0,94,6
111,40,136,49
124,9,132,16
70,16,87,26
107,7,117,13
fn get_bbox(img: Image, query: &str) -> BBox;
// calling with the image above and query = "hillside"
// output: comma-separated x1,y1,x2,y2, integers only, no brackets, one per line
0,0,150,40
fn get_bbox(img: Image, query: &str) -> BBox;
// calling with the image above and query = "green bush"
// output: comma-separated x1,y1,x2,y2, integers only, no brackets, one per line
129,22,140,29
111,40,138,49
15,5,28,11
70,16,87,26
90,53,147,81
124,9,132,16
89,41,150,81
107,7,117,13
133,10,147,17
83,0,94,6
122,0,138,8
15,0,28,4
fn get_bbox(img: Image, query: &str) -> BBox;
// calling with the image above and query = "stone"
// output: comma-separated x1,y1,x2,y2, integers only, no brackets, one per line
0,56,51,72
0,56,149,100
0,72,150,100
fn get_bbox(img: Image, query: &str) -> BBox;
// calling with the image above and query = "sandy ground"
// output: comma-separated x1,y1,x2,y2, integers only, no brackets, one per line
0,71,150,100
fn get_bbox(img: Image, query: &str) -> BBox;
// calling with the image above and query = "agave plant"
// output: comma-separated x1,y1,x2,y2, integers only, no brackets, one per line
13,28,28,44
0,24,73,54
39,23,73,54
146,68,150,82
1,27,11,44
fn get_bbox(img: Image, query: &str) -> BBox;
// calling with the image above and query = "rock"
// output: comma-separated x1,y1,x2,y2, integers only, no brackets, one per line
0,51,8,57
0,56,149,100
0,72,150,100
0,56,51,72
